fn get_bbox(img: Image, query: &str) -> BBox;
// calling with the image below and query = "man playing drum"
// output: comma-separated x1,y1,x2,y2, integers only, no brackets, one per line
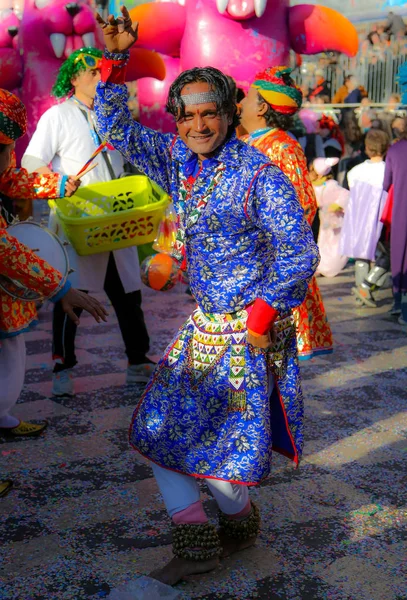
22,47,153,397
0,90,108,498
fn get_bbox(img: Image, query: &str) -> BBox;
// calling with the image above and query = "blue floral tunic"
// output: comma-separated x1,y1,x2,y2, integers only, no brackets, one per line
95,80,319,484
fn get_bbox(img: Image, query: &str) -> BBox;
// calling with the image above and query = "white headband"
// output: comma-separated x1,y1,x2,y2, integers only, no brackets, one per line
180,91,218,106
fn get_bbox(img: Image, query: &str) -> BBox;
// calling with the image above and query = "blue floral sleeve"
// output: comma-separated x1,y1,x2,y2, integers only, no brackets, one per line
94,81,175,194
249,165,320,313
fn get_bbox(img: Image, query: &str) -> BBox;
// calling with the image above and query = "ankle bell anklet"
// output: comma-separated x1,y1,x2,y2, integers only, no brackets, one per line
172,522,222,561
218,501,261,540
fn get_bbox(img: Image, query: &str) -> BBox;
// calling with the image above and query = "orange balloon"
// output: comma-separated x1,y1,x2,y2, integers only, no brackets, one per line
141,253,179,291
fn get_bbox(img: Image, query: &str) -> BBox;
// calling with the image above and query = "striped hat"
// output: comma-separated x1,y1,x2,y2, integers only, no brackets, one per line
252,67,303,115
0,89,27,144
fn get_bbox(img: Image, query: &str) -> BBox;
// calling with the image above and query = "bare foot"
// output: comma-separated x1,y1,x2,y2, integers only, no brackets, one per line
219,534,257,558
149,556,219,586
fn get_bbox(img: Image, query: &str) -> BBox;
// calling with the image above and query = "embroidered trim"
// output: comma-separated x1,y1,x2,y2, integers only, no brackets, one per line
172,164,225,269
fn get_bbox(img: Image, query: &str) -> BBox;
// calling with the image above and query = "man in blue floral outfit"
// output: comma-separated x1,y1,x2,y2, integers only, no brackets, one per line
95,7,319,586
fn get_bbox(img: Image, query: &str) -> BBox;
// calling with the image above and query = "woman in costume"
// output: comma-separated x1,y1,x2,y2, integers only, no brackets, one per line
239,67,333,360
310,157,349,278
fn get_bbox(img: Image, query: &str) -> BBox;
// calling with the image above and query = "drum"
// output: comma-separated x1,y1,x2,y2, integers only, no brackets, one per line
0,221,70,302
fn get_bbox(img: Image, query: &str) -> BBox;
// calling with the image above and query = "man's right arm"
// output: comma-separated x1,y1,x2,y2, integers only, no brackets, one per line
94,51,175,194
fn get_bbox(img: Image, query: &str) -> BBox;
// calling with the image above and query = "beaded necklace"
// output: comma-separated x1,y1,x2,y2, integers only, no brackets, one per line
172,163,225,269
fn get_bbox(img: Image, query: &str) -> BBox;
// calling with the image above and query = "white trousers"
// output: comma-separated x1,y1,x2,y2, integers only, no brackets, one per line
152,463,249,518
0,335,26,425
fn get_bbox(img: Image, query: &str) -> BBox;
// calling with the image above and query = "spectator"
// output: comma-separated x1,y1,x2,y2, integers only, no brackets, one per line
377,94,402,138
383,11,406,40
343,114,363,156
318,115,345,178
333,75,353,104
334,75,368,105
308,69,331,102
391,116,406,142
356,98,377,134
295,108,325,168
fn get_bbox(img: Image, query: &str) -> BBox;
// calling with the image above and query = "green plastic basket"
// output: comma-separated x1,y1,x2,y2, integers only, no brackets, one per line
49,175,169,256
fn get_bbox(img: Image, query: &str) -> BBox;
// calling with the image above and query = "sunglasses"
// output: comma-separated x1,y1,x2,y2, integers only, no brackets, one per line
74,52,101,70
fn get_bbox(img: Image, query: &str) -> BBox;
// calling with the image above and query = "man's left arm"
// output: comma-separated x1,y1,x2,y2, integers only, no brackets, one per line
246,165,320,336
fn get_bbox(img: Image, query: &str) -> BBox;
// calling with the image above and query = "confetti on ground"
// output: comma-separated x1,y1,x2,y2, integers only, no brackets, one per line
1,269,406,599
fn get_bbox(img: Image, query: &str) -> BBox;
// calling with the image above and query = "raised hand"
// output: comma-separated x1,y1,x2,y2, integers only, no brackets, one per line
95,5,138,53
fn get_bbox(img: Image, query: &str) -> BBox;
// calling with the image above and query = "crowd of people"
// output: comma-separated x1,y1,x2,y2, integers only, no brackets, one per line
298,11,407,106
285,79,407,322
0,4,406,588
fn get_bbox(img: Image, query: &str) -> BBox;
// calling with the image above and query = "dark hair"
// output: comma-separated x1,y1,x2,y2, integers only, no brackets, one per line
371,118,385,130
226,75,237,101
0,143,8,154
365,129,389,157
396,116,407,140
236,88,245,104
166,67,239,134
367,31,380,45
256,92,293,131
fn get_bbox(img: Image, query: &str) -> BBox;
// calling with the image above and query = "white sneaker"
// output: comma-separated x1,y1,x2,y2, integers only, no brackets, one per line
126,363,156,385
398,316,407,327
52,369,75,396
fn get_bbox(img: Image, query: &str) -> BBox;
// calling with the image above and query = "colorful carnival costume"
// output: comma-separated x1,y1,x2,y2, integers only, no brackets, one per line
95,48,319,582
240,67,333,360
340,129,390,309
0,90,71,437
312,158,349,278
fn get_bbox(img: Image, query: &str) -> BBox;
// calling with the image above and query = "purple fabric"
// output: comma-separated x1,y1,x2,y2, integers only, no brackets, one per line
383,140,407,293
340,181,386,261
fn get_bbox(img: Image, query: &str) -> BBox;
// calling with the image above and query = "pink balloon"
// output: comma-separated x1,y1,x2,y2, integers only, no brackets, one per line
181,0,290,91
138,55,180,133
0,10,22,91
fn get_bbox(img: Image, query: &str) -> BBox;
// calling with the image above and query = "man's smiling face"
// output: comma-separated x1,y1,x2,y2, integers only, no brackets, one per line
176,81,232,159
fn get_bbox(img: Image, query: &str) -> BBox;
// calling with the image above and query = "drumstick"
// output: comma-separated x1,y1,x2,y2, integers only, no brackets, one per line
76,140,107,177
74,162,98,181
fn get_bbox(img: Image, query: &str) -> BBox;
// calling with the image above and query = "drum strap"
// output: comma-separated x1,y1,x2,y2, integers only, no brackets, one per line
76,106,116,181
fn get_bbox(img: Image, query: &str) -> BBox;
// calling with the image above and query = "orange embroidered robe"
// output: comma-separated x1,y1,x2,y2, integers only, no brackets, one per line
245,128,333,359
0,163,66,340
0,215,66,340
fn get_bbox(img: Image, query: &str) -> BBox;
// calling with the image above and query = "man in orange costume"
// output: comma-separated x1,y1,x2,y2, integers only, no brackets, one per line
240,67,333,360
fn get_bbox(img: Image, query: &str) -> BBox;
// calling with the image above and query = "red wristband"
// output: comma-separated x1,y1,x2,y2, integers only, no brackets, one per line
246,298,278,335
100,57,128,84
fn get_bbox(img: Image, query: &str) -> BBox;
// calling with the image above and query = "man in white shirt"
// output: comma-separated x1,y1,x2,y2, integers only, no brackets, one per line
22,47,153,397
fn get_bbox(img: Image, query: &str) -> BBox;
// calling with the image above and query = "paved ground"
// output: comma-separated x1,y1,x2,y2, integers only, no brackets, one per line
1,269,406,600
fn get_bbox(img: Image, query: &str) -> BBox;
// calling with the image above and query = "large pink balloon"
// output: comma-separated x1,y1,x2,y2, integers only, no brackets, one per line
0,10,22,91
137,55,179,133
181,0,290,91
133,0,358,131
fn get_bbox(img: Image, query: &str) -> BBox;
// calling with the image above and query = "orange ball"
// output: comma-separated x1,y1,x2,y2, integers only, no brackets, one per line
140,253,179,291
